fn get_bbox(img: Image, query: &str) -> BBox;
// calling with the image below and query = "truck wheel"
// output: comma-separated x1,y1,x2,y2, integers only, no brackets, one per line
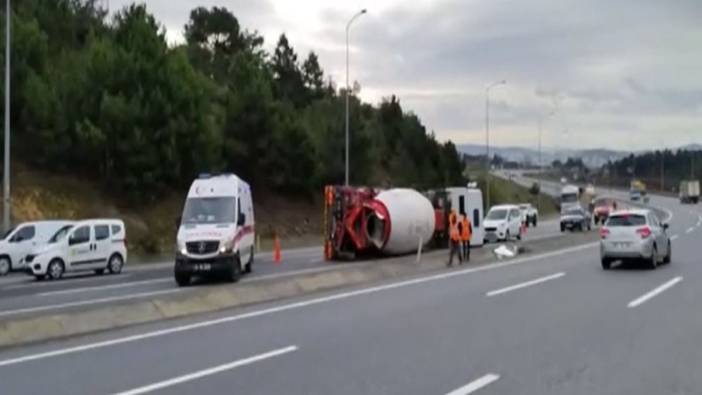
47,259,65,280
601,258,611,270
533,217,538,227
244,246,254,274
560,223,565,232
175,271,191,287
647,246,658,270
227,256,241,283
0,257,10,276
108,254,124,274
663,241,672,264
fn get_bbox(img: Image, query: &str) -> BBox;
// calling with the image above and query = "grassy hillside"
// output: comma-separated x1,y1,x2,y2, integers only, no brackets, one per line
3,163,322,256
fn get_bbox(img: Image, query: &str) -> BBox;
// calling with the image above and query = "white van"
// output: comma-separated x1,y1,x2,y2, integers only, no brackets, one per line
0,221,74,276
174,173,255,286
445,187,484,247
25,219,127,280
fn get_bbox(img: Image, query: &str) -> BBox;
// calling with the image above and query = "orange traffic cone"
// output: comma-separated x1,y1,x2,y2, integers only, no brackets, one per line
273,236,281,264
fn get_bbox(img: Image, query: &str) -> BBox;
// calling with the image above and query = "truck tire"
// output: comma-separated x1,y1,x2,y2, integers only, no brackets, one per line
244,246,254,274
647,246,658,270
226,256,242,283
601,258,611,270
560,223,565,232
175,271,191,287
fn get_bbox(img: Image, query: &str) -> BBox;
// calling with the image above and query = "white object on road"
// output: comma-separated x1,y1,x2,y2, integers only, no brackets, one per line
111,345,298,395
492,244,517,260
367,189,435,255
445,373,501,395
627,276,683,308
26,219,127,280
486,272,565,297
686,227,694,234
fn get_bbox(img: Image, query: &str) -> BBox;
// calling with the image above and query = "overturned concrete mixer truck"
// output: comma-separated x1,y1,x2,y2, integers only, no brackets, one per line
323,185,484,260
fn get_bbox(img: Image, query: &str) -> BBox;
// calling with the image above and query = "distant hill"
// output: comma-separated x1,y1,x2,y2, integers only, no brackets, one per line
458,143,702,168
457,144,629,168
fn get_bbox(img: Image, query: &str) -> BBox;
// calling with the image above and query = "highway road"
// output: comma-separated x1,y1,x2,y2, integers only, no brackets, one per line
0,213,563,320
0,188,700,393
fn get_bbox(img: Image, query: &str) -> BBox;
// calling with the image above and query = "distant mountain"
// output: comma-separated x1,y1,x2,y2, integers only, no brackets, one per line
457,144,629,168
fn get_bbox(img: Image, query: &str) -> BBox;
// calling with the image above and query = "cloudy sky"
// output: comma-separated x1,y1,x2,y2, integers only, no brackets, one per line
108,0,702,150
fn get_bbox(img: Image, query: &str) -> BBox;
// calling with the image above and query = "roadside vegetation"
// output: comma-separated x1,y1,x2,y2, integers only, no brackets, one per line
0,1,469,253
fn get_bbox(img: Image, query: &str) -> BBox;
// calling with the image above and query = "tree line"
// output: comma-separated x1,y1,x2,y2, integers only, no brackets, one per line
602,150,701,192
1,1,466,203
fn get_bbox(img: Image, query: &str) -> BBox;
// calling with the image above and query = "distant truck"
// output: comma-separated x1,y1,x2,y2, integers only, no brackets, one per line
560,184,581,212
679,180,700,204
630,179,647,202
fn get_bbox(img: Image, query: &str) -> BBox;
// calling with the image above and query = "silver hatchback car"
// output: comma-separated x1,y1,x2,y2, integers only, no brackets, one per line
600,209,671,270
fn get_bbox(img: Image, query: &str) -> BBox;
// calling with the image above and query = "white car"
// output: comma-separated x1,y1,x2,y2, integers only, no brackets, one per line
518,203,538,227
175,173,255,286
600,209,671,270
0,221,74,276
483,205,523,243
25,219,127,280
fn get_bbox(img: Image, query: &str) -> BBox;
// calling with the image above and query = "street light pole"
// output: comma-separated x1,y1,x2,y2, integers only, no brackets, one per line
537,110,555,211
3,0,10,232
344,8,367,186
485,80,506,209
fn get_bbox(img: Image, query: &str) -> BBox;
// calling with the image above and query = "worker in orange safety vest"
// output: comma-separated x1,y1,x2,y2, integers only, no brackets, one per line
447,210,463,266
461,214,472,262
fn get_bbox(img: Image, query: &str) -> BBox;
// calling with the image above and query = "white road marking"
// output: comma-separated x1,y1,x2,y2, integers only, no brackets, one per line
627,277,683,308
670,235,679,241
0,289,182,318
1,273,133,291
0,242,599,367
111,345,298,395
686,227,694,234
445,374,501,395
37,278,172,297
486,272,565,297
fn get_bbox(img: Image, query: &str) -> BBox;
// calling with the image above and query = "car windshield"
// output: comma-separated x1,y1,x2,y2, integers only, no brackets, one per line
565,209,583,216
182,197,236,225
606,215,647,227
561,193,578,203
49,225,73,243
1,226,16,240
486,209,508,220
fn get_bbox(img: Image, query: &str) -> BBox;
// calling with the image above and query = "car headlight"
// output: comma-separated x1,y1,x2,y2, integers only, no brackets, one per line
177,241,187,255
219,240,234,254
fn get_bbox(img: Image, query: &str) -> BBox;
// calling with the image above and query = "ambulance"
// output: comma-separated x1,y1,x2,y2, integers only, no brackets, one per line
174,173,255,286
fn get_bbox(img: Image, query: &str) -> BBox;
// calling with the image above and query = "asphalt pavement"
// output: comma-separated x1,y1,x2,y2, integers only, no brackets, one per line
0,212,563,319
0,185,700,394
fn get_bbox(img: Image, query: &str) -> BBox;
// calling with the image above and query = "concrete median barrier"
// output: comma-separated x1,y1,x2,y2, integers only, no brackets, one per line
0,232,597,348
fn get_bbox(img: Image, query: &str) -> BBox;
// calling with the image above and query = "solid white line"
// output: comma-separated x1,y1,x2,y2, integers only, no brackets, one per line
0,289,182,318
37,278,172,297
627,277,683,308
670,235,679,241
111,345,297,395
486,272,565,297
686,227,694,234
1,274,134,291
446,374,501,395
0,241,599,368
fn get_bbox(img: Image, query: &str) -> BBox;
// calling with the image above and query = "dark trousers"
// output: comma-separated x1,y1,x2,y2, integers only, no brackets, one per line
448,240,463,266
462,241,471,261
